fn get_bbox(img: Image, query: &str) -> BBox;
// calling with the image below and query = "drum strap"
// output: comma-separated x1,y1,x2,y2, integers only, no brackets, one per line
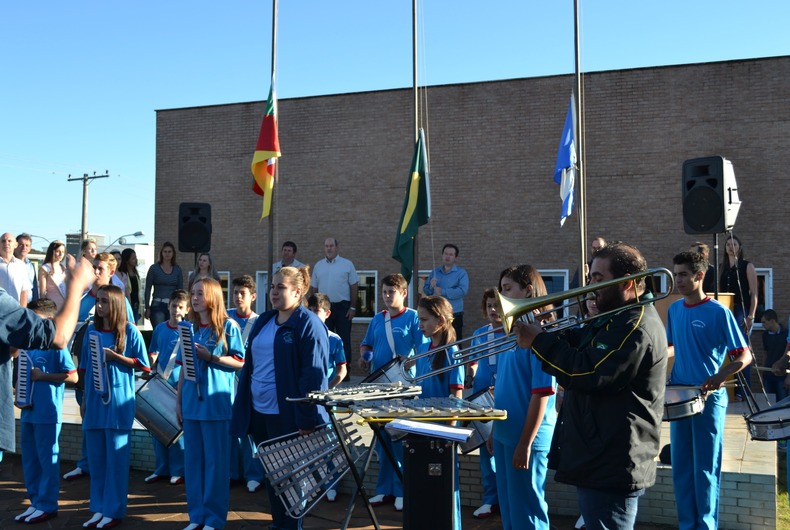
160,338,181,381
242,315,258,345
384,311,397,360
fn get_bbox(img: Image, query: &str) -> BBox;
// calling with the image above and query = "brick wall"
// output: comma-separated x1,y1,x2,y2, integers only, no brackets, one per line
155,56,790,380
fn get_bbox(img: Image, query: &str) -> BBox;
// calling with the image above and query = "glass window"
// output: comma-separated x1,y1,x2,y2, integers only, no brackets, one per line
539,269,569,319
753,267,773,330
354,270,378,322
255,271,269,314
216,271,231,309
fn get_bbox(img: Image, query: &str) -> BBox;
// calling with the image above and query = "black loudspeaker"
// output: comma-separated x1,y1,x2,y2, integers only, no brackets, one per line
178,203,212,253
682,156,741,234
402,436,456,530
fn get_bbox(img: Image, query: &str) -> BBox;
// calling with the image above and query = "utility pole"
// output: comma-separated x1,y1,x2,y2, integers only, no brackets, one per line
68,171,109,242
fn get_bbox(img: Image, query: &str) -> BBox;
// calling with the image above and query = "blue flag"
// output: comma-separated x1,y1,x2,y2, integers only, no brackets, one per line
554,95,577,227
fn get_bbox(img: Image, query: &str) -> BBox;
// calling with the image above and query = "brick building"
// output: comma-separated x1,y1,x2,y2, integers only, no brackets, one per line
155,56,790,377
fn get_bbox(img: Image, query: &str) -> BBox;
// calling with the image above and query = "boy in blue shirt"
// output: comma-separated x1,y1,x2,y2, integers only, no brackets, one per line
16,298,78,524
360,273,427,511
307,292,348,502
144,289,189,485
226,275,264,493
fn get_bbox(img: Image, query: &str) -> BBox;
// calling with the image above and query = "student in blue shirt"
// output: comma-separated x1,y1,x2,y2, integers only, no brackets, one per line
176,278,245,530
81,285,150,529
15,299,78,524
414,295,464,529
360,273,426,510
490,265,556,530
143,290,189,486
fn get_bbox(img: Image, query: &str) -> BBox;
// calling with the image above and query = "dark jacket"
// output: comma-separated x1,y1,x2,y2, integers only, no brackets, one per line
230,306,329,437
531,304,667,491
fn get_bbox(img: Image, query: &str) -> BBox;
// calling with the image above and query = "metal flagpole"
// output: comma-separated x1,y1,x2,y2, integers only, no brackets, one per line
266,0,278,310
574,0,587,286
411,0,419,293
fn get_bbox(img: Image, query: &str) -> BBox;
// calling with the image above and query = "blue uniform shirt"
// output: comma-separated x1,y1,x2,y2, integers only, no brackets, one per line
20,348,76,424
414,343,464,399
177,319,245,421
80,323,150,430
361,308,427,372
470,324,502,392
327,330,346,382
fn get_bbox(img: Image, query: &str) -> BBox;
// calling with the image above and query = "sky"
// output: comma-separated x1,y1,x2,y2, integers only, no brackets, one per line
1,1,787,250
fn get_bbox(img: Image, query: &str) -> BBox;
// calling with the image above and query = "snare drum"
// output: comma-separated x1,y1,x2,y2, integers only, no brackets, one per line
746,405,790,441
663,385,705,422
362,357,410,385
136,374,183,447
458,388,495,454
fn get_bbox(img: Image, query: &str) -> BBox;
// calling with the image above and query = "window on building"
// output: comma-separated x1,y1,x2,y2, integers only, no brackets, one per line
539,269,569,320
217,271,231,309
753,267,773,331
255,271,269,314
355,271,378,322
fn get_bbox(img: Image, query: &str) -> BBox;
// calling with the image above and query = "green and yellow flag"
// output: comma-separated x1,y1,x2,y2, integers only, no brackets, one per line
251,77,281,219
392,128,431,282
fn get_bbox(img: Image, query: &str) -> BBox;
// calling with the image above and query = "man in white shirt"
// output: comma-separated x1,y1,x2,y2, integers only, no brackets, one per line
311,237,358,376
0,232,31,307
14,233,38,302
271,241,304,275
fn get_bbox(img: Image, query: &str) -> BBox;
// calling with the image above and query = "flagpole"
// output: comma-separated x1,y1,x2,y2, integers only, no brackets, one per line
411,0,419,295
573,0,587,286
266,0,278,310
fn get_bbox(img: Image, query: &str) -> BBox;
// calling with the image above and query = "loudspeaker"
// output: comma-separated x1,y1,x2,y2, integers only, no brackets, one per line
682,156,741,234
178,203,212,253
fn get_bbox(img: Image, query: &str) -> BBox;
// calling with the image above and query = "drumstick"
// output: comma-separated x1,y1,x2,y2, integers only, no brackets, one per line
754,366,790,374
668,382,737,391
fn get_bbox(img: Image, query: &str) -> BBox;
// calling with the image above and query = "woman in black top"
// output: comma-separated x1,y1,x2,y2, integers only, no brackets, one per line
117,248,141,324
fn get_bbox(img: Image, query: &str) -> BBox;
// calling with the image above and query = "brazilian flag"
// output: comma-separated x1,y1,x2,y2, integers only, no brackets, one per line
392,128,431,282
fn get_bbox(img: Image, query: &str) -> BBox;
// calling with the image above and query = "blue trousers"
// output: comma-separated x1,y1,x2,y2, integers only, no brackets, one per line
21,422,62,512
577,486,643,530
375,430,404,497
670,395,726,530
85,429,131,519
74,389,90,472
183,419,231,529
152,433,185,477
493,439,550,530
230,435,264,482
478,443,498,505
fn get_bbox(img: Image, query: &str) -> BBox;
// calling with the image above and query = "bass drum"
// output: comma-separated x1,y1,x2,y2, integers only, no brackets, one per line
361,357,410,385
136,374,183,447
458,388,496,454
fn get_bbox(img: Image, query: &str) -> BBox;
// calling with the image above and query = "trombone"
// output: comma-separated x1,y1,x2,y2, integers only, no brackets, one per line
400,267,673,383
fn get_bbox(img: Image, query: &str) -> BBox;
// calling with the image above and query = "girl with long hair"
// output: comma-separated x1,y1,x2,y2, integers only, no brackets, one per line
231,266,329,530
176,278,244,530
38,240,68,309
116,248,141,324
414,294,464,528
80,285,150,529
489,265,556,530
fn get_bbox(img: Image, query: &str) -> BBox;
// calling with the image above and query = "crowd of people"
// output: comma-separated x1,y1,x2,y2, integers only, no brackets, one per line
2,230,788,530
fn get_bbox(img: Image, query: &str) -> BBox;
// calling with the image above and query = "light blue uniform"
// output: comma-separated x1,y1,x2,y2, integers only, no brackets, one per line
470,324,501,507
327,330,347,383
177,319,244,529
667,297,748,530
20,348,76,513
414,342,464,530
493,344,556,530
81,323,149,520
147,321,185,478
361,308,427,498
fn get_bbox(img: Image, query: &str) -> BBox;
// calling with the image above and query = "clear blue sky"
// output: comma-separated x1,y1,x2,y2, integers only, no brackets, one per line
1,0,786,249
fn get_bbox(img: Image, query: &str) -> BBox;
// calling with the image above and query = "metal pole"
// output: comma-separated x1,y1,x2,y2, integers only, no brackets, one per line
573,0,587,285
68,172,110,244
266,0,278,310
411,0,419,292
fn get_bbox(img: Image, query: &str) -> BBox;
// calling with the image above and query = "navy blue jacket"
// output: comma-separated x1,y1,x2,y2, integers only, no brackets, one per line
231,305,329,437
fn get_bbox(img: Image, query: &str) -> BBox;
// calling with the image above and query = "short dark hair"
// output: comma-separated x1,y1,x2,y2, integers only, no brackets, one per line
593,243,647,289
28,298,57,318
672,250,708,275
480,287,497,319
307,292,331,312
762,309,778,322
170,289,189,305
231,274,256,291
16,233,32,244
282,241,297,253
443,243,459,257
381,273,408,291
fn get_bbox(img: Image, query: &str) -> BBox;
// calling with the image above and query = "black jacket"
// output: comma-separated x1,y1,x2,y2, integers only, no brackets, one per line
531,304,667,491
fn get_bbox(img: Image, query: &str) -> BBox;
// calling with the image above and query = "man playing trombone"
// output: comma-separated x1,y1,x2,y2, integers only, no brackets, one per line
513,243,668,530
